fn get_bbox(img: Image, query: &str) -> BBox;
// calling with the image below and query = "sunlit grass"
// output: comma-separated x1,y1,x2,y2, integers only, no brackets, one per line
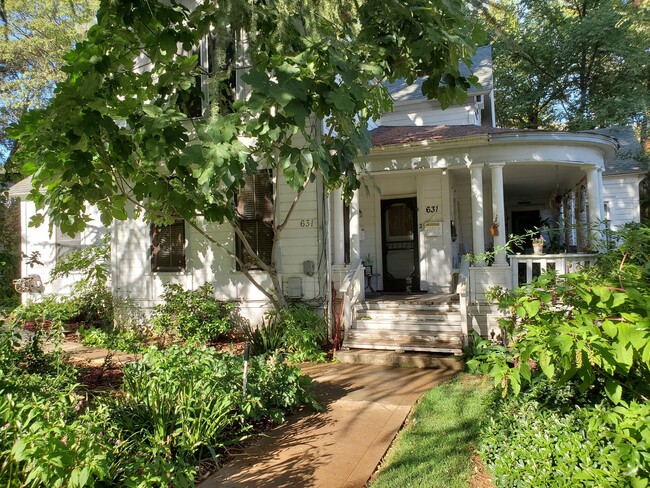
370,373,492,488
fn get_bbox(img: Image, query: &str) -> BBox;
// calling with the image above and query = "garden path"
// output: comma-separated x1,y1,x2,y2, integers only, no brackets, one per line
200,361,461,487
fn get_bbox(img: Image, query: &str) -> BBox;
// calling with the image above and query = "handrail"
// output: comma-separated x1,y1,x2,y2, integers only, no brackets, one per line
339,260,365,343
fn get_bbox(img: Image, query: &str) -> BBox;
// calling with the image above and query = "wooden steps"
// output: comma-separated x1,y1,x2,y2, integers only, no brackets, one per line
343,296,464,355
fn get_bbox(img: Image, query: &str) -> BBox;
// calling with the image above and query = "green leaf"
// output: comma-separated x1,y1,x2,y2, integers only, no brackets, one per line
605,379,623,404
602,320,618,338
523,300,541,318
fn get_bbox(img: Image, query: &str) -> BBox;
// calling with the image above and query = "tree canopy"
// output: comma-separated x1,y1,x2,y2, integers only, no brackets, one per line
11,0,484,306
483,0,649,140
0,0,98,174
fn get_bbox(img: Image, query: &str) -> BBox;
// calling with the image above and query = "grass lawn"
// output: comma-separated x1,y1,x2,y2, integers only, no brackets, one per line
370,373,493,488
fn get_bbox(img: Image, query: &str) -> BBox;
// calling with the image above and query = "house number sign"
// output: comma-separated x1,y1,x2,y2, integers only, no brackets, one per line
425,205,439,213
300,219,317,228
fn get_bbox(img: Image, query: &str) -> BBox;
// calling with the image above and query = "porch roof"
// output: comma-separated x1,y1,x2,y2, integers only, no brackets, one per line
370,125,515,147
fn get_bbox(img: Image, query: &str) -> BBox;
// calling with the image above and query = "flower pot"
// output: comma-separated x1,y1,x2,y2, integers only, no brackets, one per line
533,243,544,255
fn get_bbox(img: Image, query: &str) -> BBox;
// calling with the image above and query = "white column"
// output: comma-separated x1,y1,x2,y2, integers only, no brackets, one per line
584,165,602,249
597,167,605,221
350,189,361,264
490,163,507,266
331,188,345,265
470,164,486,265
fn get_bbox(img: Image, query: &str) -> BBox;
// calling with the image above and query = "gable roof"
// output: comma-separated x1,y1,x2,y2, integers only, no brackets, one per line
385,46,493,102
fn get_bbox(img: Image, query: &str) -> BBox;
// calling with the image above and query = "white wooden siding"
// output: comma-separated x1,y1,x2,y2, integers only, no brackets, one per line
380,101,477,127
603,175,642,229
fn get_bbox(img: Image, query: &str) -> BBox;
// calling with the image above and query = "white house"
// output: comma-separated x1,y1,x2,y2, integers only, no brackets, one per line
9,46,646,354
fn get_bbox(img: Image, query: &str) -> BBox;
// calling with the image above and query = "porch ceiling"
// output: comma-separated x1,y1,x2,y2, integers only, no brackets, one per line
500,164,582,199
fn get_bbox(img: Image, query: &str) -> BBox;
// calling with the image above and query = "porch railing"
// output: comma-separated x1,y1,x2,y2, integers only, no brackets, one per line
510,253,599,287
339,261,365,342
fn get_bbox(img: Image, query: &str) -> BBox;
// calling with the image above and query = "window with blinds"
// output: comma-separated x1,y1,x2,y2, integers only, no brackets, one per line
236,171,274,270
150,220,186,272
55,227,81,261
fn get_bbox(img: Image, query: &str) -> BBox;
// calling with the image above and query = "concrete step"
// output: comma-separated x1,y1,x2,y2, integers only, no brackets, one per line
334,349,466,369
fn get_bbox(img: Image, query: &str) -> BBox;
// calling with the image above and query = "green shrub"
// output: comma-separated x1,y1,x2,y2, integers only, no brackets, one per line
0,354,111,487
78,326,148,354
151,283,236,344
242,305,328,362
109,345,317,485
241,313,285,356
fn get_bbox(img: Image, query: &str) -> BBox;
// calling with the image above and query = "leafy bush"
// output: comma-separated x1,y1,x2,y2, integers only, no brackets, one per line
275,305,327,363
50,235,114,328
78,326,148,354
241,313,285,356
151,283,236,344
242,305,328,362
0,345,111,488
474,224,650,487
109,345,317,485
479,379,621,487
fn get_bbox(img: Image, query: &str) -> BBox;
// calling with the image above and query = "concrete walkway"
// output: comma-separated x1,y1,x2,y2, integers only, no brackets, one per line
200,361,462,488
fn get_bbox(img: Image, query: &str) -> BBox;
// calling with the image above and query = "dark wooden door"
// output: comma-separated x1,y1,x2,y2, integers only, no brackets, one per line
381,198,420,292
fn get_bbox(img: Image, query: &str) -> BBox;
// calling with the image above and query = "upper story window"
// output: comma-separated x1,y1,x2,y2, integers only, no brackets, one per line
235,171,274,270
151,220,186,272
176,31,237,118
55,227,81,261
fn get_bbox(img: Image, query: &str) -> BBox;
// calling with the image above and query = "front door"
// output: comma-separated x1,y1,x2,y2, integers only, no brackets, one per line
381,198,420,292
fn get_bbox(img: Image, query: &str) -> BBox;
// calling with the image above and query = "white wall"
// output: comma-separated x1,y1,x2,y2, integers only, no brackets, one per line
111,177,324,325
380,100,478,127
603,174,643,229
19,200,108,301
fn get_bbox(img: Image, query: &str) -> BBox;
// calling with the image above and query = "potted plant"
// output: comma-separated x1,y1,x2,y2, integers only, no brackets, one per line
532,236,545,255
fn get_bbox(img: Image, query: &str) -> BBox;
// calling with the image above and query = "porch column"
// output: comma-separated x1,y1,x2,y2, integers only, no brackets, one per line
584,165,602,249
490,163,508,266
331,188,345,265
469,163,486,265
349,189,361,264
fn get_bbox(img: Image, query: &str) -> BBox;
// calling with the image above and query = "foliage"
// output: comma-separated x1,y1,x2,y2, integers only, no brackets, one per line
241,304,328,362
151,282,236,344
241,314,285,356
371,374,492,488
482,0,650,136
479,379,624,487
473,224,650,486
0,327,111,488
0,189,20,311
78,326,147,354
109,345,317,485
10,0,484,309
0,0,99,168
272,305,328,363
49,233,113,328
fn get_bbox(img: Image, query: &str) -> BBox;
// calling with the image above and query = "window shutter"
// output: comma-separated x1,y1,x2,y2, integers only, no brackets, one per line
151,220,186,272
236,171,274,269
